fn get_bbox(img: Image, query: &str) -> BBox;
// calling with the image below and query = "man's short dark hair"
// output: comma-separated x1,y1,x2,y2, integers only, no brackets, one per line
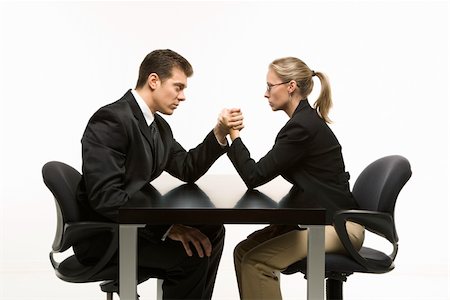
135,49,193,88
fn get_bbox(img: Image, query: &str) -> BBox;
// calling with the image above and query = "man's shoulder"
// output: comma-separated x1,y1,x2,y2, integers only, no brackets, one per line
101,90,133,109
92,90,134,118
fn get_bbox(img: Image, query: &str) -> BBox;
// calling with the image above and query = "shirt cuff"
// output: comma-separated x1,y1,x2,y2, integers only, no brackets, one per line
161,224,174,241
226,135,232,145
215,134,228,147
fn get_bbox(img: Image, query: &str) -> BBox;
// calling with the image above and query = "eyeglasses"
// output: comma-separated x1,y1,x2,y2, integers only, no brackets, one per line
266,81,290,93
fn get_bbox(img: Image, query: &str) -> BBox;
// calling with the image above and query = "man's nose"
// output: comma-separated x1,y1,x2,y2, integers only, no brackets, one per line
178,90,186,101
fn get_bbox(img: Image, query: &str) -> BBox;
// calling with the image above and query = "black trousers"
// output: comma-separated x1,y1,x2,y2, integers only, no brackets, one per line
137,224,225,300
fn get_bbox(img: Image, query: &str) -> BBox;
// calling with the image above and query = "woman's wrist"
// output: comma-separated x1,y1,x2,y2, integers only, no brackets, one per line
230,129,240,141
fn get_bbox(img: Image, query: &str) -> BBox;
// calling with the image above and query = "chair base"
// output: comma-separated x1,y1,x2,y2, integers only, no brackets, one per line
101,281,116,300
100,280,143,300
326,278,343,300
101,280,118,293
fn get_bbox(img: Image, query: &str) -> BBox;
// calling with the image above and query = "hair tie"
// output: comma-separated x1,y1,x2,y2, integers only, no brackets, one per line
311,70,316,77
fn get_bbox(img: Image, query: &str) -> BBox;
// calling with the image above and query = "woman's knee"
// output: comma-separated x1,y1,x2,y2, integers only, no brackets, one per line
234,238,259,263
346,221,365,250
233,239,248,265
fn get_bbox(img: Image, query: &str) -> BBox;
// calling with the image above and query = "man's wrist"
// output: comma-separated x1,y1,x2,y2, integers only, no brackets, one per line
213,125,227,146
161,224,174,241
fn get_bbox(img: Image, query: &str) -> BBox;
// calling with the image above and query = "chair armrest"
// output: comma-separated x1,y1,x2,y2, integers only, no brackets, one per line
333,210,398,269
50,222,119,278
54,222,118,252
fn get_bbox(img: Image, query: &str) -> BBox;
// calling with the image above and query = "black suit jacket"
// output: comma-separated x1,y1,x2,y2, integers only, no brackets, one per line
75,90,226,262
227,100,358,224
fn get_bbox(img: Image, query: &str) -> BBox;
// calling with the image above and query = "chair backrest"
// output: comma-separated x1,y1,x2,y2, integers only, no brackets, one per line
42,161,83,222
352,155,412,215
42,161,83,250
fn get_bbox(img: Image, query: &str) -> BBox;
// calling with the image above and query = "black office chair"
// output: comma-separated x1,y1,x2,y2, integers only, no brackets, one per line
282,155,412,300
42,161,121,300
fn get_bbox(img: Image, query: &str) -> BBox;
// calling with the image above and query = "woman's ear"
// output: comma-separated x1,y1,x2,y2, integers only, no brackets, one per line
287,80,297,93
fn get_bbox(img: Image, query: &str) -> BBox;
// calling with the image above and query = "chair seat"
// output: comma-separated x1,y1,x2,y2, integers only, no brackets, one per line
55,256,117,282
100,268,165,294
282,247,394,276
358,247,394,270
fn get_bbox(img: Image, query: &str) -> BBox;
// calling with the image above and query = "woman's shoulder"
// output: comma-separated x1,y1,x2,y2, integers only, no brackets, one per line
293,103,329,130
277,116,310,142
287,105,319,127
277,106,325,141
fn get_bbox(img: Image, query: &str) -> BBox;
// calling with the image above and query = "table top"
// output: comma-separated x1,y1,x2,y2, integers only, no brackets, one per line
118,173,326,225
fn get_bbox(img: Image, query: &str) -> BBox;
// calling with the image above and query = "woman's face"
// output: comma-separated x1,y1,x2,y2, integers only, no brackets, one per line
264,68,289,112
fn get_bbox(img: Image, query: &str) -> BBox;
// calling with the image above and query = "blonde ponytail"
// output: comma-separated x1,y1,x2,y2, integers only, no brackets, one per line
313,71,332,123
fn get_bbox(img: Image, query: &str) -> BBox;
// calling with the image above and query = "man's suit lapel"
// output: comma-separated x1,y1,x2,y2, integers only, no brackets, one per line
124,90,154,147
124,90,171,171
154,114,171,156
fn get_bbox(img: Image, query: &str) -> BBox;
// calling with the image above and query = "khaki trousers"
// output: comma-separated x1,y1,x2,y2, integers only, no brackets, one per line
234,222,365,300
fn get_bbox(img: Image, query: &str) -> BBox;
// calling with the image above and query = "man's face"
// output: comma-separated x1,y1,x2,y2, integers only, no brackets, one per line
153,68,187,115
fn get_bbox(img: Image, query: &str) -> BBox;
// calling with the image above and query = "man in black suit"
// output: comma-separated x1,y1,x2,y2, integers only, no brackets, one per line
76,49,243,299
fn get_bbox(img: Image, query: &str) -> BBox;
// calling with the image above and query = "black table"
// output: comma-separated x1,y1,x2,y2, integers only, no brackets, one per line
118,174,326,300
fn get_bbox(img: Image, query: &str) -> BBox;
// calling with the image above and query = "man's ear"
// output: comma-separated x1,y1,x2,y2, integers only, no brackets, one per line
147,73,159,90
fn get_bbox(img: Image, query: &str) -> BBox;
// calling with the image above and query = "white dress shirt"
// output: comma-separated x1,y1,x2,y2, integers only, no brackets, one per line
131,89,173,240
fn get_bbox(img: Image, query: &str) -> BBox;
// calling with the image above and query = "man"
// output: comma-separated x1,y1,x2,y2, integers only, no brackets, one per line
76,49,243,299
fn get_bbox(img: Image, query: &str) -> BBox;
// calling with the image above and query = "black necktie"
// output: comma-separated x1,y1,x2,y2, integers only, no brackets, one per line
149,121,164,171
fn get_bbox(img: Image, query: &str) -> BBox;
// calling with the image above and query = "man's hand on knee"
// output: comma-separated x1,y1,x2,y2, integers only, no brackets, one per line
167,224,212,257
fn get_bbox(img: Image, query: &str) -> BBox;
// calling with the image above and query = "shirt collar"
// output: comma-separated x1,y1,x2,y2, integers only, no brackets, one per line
131,89,154,126
293,98,311,116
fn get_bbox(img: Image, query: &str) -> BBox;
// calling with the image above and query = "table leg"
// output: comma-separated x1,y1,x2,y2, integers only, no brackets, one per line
156,279,163,300
119,224,143,300
307,225,325,300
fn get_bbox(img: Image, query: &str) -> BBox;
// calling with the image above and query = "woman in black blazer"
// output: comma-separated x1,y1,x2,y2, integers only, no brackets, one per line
223,57,365,299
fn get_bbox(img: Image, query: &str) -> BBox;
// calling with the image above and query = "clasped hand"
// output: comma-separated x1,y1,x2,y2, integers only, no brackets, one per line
216,108,245,141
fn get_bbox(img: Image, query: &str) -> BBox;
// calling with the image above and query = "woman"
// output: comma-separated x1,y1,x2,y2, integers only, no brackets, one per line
222,57,365,299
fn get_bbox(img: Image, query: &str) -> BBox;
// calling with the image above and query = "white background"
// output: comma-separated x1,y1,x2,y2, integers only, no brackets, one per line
0,1,448,299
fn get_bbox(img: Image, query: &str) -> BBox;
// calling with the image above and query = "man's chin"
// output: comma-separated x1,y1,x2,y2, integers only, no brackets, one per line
160,109,174,115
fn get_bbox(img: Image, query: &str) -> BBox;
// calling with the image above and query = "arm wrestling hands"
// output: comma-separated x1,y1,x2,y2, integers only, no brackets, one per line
214,108,244,144
167,108,244,257
218,108,244,141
